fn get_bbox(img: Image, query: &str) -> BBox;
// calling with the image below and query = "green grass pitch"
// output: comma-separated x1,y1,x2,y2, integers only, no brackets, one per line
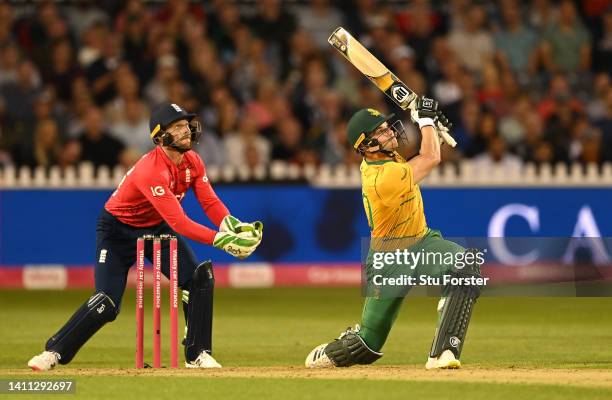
1,288,611,399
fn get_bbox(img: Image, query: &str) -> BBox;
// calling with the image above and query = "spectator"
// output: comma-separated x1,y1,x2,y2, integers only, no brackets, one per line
0,3,14,46
452,98,481,155
596,86,612,162
537,74,583,121
223,115,271,169
109,98,151,154
228,27,272,103
66,77,94,137
494,1,539,79
154,0,204,38
77,21,107,68
593,9,612,73
272,117,304,164
425,36,454,83
207,0,243,59
499,95,532,148
541,0,591,74
0,60,42,148
448,4,494,74
105,68,142,123
517,111,547,163
473,135,522,171
247,0,297,77
144,54,179,107
12,119,61,168
295,0,343,50
397,1,441,75
0,43,20,86
1,1,609,172
477,63,506,117
528,0,558,31
44,40,82,104
193,126,227,168
388,41,426,96
569,117,602,164
465,111,497,158
86,32,123,105
245,79,284,135
57,138,82,169
117,0,153,82
77,107,125,168
586,72,611,120
33,89,68,136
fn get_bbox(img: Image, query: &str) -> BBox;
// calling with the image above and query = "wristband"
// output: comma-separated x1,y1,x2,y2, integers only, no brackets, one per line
418,118,435,129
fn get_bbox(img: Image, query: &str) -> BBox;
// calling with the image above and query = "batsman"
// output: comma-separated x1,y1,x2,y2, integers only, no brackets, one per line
305,98,482,369
28,103,263,371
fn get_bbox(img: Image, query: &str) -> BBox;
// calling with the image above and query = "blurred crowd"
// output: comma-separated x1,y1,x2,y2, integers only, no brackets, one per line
0,0,611,172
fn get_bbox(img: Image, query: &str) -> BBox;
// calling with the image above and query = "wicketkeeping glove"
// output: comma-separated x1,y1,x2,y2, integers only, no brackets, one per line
409,97,456,147
213,230,261,259
220,215,263,238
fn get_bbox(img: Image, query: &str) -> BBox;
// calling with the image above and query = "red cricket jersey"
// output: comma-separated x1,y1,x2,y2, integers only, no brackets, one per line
105,146,229,244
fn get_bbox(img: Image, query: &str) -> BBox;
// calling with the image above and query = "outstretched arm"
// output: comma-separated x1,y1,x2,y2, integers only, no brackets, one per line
407,98,443,183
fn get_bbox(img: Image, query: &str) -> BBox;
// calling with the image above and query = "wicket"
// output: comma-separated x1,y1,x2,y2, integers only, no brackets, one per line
135,234,179,368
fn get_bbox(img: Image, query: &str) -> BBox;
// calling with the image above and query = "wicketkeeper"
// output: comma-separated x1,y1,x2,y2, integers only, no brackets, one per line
305,98,482,369
28,103,263,371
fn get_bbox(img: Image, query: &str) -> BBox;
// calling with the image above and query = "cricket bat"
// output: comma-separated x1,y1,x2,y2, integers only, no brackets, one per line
328,27,456,147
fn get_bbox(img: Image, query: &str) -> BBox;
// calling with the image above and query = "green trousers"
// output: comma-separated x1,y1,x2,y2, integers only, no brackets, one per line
359,229,465,351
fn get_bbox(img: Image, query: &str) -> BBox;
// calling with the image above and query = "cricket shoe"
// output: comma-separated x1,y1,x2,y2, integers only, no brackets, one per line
185,351,222,368
305,324,361,368
28,351,60,371
305,343,333,368
425,350,461,370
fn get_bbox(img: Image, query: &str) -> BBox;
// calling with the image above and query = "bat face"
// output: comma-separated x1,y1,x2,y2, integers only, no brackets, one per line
328,27,456,147
328,28,390,79
328,27,417,109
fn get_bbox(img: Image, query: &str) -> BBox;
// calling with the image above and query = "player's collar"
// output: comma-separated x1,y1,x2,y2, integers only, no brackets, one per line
363,158,394,165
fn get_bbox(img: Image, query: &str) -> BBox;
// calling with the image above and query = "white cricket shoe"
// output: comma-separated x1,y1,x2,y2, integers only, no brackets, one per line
305,325,362,368
28,351,60,371
185,351,222,368
305,343,334,368
425,349,461,370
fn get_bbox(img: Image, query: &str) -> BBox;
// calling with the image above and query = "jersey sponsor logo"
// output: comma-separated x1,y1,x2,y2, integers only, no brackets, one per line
185,168,191,183
202,175,209,183
171,103,183,112
150,186,165,196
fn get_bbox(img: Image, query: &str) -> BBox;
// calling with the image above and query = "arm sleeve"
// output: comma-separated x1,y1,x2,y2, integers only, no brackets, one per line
375,162,415,206
192,155,230,227
134,170,217,245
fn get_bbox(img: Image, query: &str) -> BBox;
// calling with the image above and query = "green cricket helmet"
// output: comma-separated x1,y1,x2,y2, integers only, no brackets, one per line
347,108,408,155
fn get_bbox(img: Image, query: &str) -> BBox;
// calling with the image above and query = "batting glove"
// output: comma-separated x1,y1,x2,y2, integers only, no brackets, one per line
409,97,457,147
